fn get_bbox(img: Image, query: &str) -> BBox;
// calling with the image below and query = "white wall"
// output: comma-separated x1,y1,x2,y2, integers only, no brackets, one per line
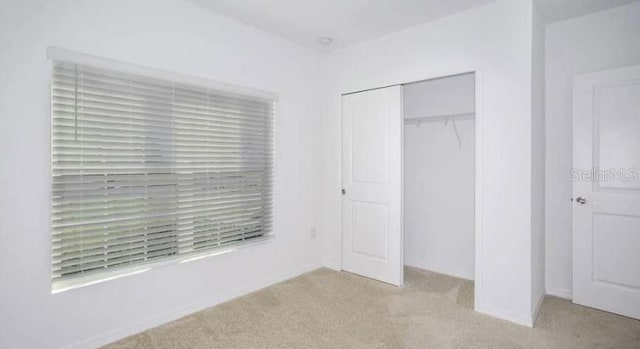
319,0,538,326
403,74,476,119
403,75,475,280
404,121,475,280
0,0,322,348
531,0,546,321
545,2,640,299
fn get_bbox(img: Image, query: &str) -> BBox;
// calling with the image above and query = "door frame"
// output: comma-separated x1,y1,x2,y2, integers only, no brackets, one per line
340,69,484,310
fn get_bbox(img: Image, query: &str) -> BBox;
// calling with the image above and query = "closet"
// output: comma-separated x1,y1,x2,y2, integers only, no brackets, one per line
340,72,476,288
403,73,476,281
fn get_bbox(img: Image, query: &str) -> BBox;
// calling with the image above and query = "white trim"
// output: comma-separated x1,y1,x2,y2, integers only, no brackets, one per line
61,262,321,349
322,260,342,271
399,85,406,287
473,69,485,315
531,293,545,326
475,302,534,328
546,286,572,300
404,261,475,281
46,46,278,101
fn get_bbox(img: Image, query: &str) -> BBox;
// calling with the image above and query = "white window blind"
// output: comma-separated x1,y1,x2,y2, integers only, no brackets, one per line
51,60,274,286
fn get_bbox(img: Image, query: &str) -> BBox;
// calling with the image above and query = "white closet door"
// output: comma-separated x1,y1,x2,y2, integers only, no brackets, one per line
341,86,403,286
573,65,640,319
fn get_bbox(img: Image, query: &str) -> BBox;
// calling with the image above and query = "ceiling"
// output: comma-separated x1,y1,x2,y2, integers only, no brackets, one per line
536,0,639,23
189,0,639,52
189,0,496,51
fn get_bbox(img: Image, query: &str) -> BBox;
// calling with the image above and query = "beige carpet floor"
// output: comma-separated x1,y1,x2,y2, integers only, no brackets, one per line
104,267,640,348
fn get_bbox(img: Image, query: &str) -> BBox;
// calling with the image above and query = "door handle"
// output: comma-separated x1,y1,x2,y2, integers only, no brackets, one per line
575,196,596,205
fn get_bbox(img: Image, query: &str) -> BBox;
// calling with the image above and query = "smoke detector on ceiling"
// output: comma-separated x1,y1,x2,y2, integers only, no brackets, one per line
318,37,333,46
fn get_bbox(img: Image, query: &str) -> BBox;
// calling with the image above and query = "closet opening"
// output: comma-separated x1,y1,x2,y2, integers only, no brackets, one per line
402,72,476,307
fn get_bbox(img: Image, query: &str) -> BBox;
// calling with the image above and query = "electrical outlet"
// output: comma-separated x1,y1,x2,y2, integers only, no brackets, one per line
310,227,317,239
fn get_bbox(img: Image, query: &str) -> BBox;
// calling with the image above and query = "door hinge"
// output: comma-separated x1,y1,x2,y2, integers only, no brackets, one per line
341,188,346,195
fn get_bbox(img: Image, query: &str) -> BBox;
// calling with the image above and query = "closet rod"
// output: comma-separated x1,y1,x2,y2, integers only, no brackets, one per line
404,112,475,125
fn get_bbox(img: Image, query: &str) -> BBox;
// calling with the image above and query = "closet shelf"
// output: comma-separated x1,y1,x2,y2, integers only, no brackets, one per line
404,112,474,148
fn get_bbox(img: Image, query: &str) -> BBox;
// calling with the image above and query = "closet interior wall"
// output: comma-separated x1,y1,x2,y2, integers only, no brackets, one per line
403,73,476,280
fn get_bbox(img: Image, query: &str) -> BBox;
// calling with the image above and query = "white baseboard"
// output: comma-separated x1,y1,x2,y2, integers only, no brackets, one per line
531,293,545,326
475,293,546,328
322,259,341,271
404,262,475,281
475,302,534,328
546,287,572,300
64,262,321,349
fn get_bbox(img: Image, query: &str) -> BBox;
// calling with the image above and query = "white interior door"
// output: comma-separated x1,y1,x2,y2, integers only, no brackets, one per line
573,65,640,319
342,85,403,286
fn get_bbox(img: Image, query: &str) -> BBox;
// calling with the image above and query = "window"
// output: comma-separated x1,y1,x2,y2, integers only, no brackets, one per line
50,54,274,289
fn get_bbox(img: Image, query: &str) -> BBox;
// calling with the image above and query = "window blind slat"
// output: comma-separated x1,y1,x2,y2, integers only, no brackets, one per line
52,178,269,195
52,216,273,243
52,125,271,143
52,218,273,243
51,61,274,285
51,131,271,148
53,230,266,278
53,66,273,107
52,101,272,125
52,177,269,194
53,226,268,264
52,188,271,203
52,111,269,134
52,199,269,227
51,77,272,112
53,221,268,253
